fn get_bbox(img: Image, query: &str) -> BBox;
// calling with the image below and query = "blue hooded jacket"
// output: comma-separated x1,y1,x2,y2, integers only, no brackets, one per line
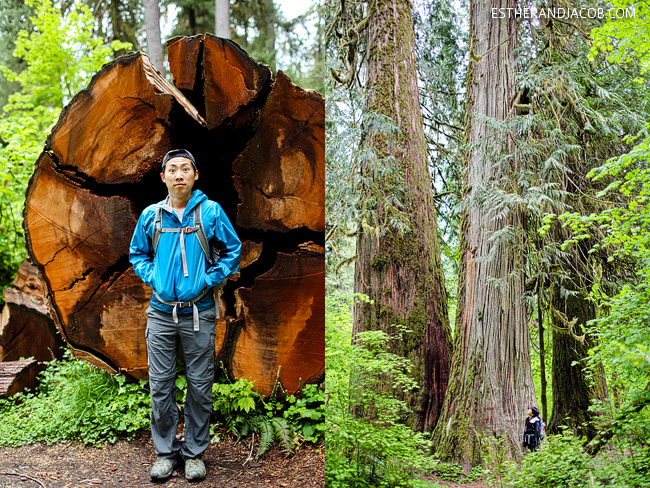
129,189,242,314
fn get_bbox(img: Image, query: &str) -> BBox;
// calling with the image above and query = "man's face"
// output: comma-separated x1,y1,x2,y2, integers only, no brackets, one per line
161,157,199,200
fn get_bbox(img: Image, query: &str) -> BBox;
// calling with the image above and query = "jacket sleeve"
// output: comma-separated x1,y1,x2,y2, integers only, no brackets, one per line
205,203,241,287
129,209,154,287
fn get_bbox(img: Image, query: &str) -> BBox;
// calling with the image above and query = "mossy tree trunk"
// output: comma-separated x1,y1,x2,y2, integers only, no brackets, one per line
548,284,607,439
538,292,548,423
352,0,452,432
430,0,536,467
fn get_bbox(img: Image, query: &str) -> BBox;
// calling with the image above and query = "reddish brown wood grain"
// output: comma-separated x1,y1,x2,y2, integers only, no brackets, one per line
201,36,272,129
24,154,137,327
0,261,64,363
233,72,325,233
0,360,42,398
231,249,325,394
21,37,324,396
167,35,202,91
48,55,175,185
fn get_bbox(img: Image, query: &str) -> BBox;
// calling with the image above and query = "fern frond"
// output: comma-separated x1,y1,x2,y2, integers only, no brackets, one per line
271,417,294,456
256,418,274,458
239,419,250,438
228,419,241,440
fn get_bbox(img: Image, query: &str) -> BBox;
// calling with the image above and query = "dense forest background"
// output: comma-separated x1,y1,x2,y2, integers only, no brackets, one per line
0,0,323,301
325,0,650,486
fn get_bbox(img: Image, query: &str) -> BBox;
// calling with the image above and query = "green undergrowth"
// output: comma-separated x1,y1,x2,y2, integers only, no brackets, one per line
0,352,325,456
501,425,650,488
326,293,440,488
0,352,150,445
208,376,326,458
434,463,484,484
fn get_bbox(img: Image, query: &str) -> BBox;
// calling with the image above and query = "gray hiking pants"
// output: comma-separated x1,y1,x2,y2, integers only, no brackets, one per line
145,305,216,460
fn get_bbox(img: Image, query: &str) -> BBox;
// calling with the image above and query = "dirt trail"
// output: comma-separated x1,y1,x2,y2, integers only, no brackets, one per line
0,432,323,488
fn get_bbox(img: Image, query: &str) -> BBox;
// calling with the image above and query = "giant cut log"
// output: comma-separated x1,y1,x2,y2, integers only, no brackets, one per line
0,260,65,363
23,34,324,396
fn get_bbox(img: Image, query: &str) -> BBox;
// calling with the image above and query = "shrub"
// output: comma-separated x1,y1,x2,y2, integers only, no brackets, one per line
0,352,150,446
283,383,326,443
504,413,650,488
210,375,325,458
325,293,438,488
505,430,594,488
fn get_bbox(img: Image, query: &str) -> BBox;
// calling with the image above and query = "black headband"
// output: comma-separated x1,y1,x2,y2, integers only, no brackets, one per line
162,149,197,171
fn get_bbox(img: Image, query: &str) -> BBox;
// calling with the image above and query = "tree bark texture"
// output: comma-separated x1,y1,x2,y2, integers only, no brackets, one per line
538,292,548,422
549,286,607,439
215,0,231,38
430,0,536,467
0,359,42,398
0,261,65,363
353,0,452,432
143,0,165,75
22,35,324,396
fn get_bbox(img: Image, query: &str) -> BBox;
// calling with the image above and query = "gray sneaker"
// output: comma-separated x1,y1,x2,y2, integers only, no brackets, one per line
150,458,176,480
184,458,206,481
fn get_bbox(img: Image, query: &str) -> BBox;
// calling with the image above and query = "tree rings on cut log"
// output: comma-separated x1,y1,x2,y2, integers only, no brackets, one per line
229,247,324,395
233,72,325,233
23,36,324,396
25,155,136,324
47,53,202,185
168,34,272,130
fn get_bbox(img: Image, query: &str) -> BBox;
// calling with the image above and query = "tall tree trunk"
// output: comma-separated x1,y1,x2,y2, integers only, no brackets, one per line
215,0,231,38
353,0,452,432
548,284,607,439
261,0,277,72
103,0,140,54
143,0,165,75
538,291,548,422
431,0,536,467
188,8,197,35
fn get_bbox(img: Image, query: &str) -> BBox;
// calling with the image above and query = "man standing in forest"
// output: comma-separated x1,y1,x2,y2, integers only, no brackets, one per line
129,149,241,481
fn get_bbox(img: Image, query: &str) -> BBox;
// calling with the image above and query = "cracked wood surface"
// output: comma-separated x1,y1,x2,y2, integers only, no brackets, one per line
233,72,325,233
22,37,324,395
230,249,325,394
0,261,65,364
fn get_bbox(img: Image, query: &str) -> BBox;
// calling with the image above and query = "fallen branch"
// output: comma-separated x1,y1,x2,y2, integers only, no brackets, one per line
243,433,255,465
0,472,47,488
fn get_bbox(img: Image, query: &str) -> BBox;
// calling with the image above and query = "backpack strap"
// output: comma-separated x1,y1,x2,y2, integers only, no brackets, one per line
152,206,163,256
153,287,212,331
194,203,223,319
193,203,213,266
151,204,200,278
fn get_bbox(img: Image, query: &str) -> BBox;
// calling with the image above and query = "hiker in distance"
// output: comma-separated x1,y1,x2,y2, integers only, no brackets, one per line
522,405,544,452
129,149,242,481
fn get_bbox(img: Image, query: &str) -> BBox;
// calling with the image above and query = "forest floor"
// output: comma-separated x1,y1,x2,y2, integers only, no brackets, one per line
419,475,491,488
0,431,323,488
